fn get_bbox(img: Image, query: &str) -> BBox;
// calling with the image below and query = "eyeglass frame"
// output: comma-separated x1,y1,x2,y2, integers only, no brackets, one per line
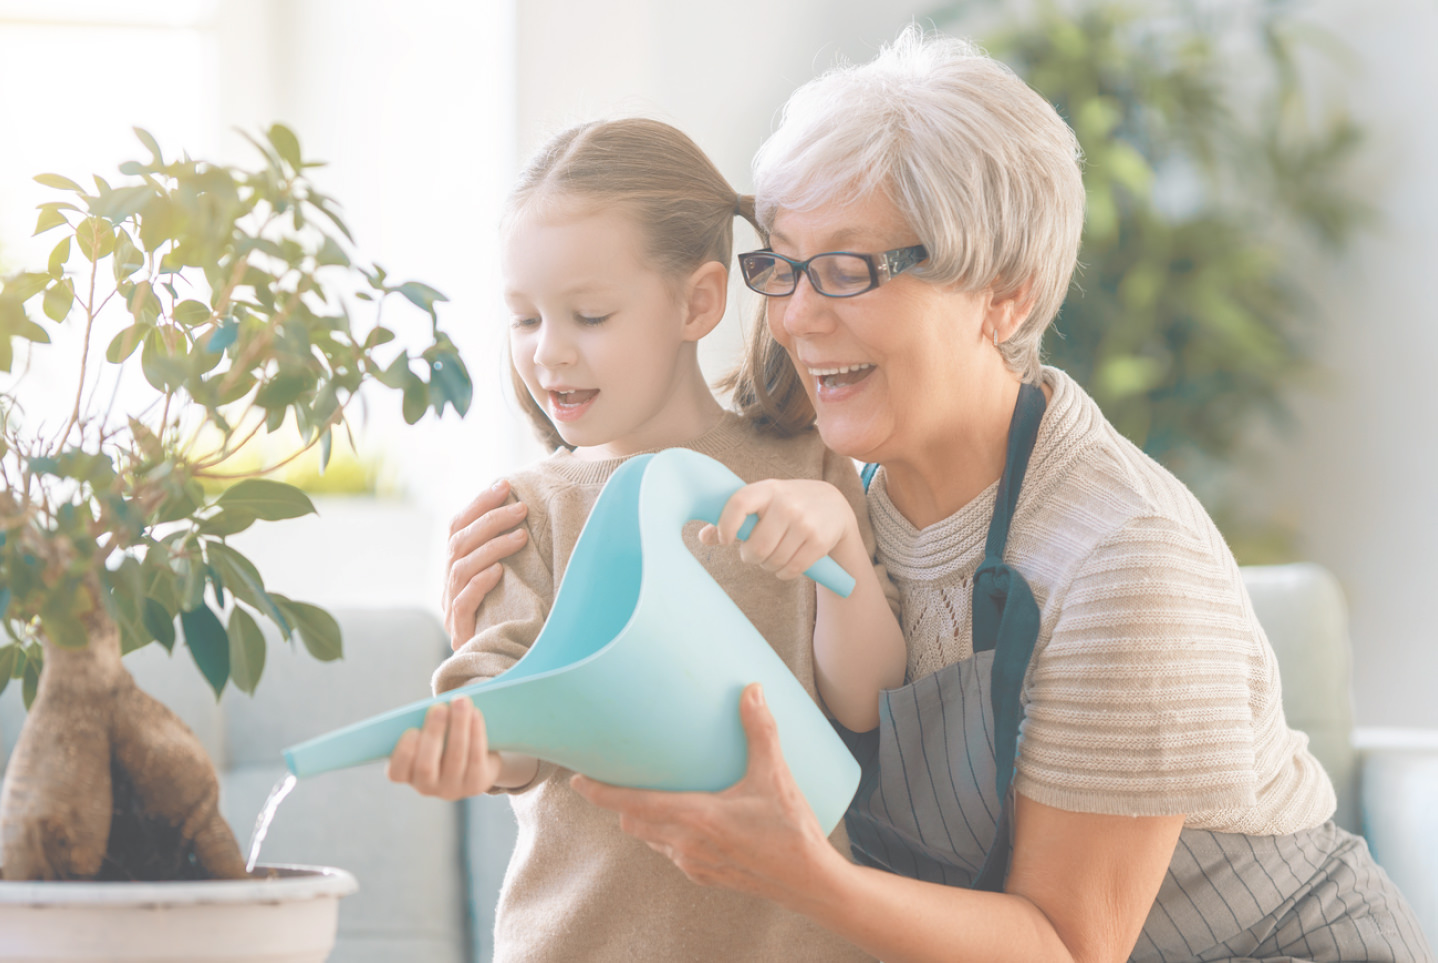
737,243,929,298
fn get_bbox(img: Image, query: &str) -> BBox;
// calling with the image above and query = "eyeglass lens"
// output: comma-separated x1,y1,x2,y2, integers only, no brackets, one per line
744,253,875,296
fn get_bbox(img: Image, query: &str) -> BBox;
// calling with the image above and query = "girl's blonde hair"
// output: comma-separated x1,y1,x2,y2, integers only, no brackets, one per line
504,118,759,450
729,27,1086,434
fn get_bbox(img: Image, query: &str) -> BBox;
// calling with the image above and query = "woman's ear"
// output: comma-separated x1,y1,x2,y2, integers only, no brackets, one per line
985,280,1036,343
681,261,729,342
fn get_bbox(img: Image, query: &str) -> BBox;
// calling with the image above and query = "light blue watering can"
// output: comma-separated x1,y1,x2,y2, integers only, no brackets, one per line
282,448,863,833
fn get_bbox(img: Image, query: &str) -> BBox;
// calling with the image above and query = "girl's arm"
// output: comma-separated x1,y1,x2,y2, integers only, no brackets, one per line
573,684,1184,963
701,479,905,731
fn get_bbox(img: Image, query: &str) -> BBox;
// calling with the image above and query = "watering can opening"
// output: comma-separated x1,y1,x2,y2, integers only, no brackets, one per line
490,453,652,684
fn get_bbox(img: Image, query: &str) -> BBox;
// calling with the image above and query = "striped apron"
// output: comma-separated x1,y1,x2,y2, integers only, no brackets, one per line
846,387,1434,962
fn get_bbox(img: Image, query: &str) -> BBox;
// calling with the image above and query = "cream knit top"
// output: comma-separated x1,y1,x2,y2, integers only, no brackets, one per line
434,412,879,963
867,368,1335,835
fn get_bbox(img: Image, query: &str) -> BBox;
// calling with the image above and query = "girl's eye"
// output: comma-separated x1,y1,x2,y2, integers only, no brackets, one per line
510,316,539,329
577,313,611,326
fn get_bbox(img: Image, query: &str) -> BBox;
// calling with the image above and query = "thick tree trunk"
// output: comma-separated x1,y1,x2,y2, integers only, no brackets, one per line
0,599,246,881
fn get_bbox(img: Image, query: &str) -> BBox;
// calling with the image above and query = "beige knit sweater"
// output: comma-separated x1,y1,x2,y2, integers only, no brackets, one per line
434,412,881,963
867,367,1335,835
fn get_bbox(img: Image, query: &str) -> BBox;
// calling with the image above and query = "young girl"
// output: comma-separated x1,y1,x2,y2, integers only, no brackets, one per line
386,118,904,963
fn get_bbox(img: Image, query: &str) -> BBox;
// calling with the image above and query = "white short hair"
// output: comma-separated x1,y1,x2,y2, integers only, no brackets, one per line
753,26,1085,382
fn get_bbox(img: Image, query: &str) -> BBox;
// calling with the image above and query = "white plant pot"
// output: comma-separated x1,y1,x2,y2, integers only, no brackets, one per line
0,864,357,962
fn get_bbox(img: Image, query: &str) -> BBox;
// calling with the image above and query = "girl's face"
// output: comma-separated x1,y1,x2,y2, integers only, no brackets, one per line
503,202,715,458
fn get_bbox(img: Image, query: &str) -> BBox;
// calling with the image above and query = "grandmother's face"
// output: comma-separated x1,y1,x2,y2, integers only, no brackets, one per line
766,192,997,465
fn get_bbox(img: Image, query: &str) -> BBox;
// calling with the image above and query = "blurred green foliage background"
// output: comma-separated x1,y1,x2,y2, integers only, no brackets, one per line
931,0,1370,561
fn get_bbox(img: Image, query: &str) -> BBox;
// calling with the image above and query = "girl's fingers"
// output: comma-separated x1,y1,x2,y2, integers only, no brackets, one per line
410,704,449,792
386,728,420,784
439,698,473,793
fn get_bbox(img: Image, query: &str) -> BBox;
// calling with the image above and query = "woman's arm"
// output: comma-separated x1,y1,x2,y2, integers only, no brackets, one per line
442,479,530,650
573,684,1183,963
701,479,905,731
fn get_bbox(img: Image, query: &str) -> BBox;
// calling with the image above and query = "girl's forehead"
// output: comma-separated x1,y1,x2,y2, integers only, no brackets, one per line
501,203,654,298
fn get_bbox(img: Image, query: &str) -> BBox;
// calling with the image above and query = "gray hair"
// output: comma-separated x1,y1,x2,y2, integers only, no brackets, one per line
752,26,1085,382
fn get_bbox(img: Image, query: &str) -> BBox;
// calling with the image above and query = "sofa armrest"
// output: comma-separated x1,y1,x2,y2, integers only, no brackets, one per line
1356,727,1438,946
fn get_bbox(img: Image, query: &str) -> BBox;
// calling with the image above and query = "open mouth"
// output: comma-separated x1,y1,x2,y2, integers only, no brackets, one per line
808,363,875,390
548,389,599,422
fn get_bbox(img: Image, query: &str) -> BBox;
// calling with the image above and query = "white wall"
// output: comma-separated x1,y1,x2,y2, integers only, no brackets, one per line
1252,0,1438,727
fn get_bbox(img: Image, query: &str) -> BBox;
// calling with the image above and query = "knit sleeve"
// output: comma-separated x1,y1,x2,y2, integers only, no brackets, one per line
430,484,557,793
822,448,902,620
1012,513,1262,817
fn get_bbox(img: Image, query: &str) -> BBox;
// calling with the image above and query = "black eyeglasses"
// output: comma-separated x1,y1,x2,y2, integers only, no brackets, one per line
738,244,928,298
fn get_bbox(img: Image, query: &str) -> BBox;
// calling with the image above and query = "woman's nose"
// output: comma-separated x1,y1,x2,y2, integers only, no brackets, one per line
773,273,834,338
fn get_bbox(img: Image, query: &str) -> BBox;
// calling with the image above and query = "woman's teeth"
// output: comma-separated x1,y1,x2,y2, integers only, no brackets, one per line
809,363,874,387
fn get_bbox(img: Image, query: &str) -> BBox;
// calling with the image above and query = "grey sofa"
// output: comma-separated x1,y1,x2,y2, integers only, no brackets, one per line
2,564,1435,959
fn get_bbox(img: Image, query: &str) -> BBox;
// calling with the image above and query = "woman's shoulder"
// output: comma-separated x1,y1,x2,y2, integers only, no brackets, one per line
1016,369,1235,588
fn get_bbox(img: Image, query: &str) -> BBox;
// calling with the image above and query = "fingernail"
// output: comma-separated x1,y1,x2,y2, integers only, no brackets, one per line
491,479,508,492
753,685,766,706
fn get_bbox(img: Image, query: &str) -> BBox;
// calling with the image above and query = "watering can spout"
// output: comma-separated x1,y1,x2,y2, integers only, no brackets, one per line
282,448,863,833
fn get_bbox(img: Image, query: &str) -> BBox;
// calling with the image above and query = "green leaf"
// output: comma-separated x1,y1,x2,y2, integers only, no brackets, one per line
205,542,291,636
112,229,144,281
34,172,84,193
227,606,267,695
141,328,188,392
0,586,9,620
402,378,428,425
174,299,212,326
0,645,16,697
197,507,257,537
48,236,71,278
268,124,303,170
272,595,342,661
395,281,448,319
180,603,230,697
427,352,473,417
364,327,395,349
22,656,39,709
133,126,163,164
4,272,51,302
105,323,148,363
34,206,68,235
75,217,116,262
138,194,175,252
42,279,75,322
142,597,176,652
216,479,317,521
254,371,312,409
316,234,350,267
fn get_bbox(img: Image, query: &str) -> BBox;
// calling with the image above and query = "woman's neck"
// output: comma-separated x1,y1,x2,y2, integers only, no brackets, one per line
880,375,1048,530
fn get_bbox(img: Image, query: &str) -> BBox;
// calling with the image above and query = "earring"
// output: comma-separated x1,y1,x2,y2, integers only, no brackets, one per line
992,329,999,348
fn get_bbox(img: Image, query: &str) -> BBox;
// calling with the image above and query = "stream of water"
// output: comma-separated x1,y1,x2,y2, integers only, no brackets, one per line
246,772,298,875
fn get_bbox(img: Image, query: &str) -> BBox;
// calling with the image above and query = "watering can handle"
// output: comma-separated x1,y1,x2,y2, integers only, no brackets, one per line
733,514,856,598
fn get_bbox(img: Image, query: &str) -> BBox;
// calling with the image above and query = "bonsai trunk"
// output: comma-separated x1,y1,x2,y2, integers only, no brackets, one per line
0,595,246,881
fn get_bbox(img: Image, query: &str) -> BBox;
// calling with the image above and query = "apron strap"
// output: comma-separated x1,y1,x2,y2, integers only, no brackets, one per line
970,381,1046,892
860,461,879,492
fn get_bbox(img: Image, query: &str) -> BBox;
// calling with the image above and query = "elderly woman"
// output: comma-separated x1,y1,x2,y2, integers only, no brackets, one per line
435,29,1431,963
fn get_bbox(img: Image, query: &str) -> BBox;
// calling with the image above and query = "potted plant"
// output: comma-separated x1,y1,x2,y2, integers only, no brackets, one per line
0,125,470,960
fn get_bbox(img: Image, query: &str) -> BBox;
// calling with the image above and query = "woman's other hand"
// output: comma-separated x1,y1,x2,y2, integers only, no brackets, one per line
444,480,529,650
700,479,861,582
571,683,846,907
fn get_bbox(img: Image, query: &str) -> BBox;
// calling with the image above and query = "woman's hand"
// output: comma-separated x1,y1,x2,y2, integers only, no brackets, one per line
571,683,847,908
699,479,860,582
443,480,529,650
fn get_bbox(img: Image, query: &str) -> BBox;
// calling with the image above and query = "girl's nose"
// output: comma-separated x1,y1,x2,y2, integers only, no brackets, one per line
532,321,576,369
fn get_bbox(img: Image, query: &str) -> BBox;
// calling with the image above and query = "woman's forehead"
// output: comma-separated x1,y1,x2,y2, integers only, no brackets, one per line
768,193,915,250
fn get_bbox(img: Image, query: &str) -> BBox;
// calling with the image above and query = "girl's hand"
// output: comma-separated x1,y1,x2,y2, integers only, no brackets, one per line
443,480,529,650
386,697,504,800
571,684,846,907
700,479,859,581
